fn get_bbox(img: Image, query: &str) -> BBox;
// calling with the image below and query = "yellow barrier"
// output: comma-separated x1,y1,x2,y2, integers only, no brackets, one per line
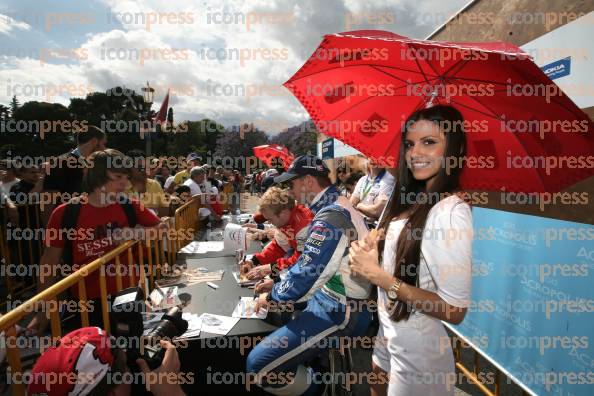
451,334,530,396
221,182,234,212
173,196,201,249
0,239,141,396
0,197,205,396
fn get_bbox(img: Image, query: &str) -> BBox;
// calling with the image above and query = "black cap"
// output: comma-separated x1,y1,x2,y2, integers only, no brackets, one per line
274,155,330,184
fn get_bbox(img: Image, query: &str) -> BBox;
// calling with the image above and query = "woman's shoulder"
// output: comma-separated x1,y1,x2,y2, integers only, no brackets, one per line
428,193,472,226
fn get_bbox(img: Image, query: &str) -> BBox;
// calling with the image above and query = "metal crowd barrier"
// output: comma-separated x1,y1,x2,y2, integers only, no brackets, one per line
0,240,144,396
0,197,203,396
221,182,233,213
450,331,530,396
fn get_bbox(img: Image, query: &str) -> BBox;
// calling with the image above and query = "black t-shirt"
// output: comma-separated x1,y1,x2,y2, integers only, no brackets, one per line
43,151,85,196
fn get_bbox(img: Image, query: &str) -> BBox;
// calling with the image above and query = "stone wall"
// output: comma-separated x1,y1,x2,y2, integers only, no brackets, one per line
430,0,594,224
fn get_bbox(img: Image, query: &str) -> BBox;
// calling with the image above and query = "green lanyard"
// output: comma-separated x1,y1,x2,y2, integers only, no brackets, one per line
360,170,386,201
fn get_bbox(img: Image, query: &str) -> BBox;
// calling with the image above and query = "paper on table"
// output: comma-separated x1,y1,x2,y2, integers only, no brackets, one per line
179,313,203,339
179,241,225,254
157,269,224,287
232,297,268,319
199,313,240,335
148,286,180,310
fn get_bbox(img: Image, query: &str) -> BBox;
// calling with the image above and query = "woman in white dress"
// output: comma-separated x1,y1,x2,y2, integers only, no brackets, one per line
349,105,473,396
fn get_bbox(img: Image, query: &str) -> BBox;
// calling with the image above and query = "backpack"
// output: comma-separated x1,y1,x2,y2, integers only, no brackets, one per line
60,198,137,267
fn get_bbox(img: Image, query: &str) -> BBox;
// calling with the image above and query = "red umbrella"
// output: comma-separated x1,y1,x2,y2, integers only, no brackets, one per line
284,30,594,193
253,144,295,170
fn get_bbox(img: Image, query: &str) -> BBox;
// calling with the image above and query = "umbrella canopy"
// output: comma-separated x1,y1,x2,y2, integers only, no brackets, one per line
284,30,594,193
253,144,295,170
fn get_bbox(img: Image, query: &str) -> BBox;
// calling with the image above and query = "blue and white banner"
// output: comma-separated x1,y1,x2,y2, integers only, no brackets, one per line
450,207,594,396
521,11,594,109
316,137,361,159
541,57,571,80
321,137,334,160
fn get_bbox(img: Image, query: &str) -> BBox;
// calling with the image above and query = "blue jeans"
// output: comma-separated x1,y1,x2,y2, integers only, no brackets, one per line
246,292,371,395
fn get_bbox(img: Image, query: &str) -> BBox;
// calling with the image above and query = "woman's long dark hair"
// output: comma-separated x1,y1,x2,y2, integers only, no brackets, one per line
379,105,467,321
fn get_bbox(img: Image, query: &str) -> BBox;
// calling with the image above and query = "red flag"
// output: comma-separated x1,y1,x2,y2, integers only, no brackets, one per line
154,89,170,125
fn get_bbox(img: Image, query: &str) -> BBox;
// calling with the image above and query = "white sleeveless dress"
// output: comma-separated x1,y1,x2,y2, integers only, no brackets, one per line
372,195,473,396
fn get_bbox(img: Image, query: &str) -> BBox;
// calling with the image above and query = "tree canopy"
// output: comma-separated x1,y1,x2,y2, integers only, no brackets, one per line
0,89,317,173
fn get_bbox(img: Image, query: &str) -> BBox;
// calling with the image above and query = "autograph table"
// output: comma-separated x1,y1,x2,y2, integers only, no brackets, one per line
174,245,279,395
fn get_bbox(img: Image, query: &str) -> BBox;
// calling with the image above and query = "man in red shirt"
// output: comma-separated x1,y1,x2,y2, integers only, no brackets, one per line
241,187,313,293
26,149,167,335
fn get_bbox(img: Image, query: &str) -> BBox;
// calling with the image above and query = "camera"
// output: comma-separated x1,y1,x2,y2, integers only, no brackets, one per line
110,286,188,370
141,306,188,369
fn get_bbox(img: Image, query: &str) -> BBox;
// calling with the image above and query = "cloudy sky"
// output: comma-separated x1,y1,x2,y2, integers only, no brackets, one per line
0,0,468,132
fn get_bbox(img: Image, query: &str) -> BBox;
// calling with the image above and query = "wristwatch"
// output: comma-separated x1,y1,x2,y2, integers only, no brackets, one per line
387,278,402,301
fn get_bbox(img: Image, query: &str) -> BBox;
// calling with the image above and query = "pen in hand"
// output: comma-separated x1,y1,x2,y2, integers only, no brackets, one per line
253,280,262,300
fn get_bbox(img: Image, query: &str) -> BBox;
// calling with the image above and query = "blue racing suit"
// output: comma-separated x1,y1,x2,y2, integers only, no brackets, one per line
246,185,372,395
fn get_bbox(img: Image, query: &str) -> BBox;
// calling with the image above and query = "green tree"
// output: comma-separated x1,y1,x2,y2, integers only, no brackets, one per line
9,101,73,157
68,87,150,154
0,104,9,121
165,119,224,161
9,95,19,118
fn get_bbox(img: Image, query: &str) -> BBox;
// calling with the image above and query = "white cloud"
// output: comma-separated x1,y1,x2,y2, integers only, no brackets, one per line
0,58,89,105
1,0,468,131
0,13,31,35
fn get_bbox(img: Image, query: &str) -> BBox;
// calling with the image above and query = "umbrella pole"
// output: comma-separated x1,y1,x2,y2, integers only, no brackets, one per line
376,183,395,229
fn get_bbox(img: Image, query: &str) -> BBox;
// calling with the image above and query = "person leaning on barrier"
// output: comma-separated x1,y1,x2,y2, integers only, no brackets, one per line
167,153,200,194
182,165,221,221
24,149,169,336
8,161,44,202
7,161,45,272
240,186,313,294
27,326,187,396
182,166,208,197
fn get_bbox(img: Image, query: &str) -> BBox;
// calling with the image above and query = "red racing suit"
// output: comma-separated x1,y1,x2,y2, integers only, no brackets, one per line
252,204,313,272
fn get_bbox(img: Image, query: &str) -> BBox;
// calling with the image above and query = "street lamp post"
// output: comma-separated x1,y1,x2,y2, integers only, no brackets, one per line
141,81,155,156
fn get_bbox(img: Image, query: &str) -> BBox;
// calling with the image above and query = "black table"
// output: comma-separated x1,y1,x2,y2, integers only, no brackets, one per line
173,245,280,395
176,256,278,338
